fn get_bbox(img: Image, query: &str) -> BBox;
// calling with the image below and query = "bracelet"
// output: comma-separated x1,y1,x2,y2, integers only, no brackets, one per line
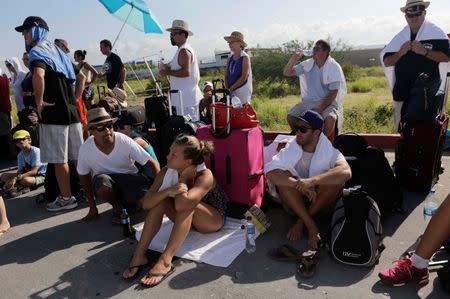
16,174,23,180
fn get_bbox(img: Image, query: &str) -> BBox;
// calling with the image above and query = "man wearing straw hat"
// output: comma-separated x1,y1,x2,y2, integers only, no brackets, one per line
381,0,450,130
159,20,202,121
76,107,160,223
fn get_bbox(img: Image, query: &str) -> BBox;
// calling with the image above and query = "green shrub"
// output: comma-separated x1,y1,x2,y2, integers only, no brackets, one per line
349,79,373,93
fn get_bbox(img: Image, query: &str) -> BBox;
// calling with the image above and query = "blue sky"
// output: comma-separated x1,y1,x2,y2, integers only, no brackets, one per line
1,0,449,66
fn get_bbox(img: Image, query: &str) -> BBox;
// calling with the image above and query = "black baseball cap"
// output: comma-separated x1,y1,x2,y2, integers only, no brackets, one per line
294,110,324,131
15,16,49,32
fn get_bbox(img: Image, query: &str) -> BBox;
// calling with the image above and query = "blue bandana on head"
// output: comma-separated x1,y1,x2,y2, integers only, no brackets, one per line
27,26,75,81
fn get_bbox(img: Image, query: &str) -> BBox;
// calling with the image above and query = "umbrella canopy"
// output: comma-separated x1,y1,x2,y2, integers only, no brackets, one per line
98,0,163,34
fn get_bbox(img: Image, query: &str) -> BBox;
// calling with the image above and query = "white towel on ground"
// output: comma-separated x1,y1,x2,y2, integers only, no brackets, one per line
135,216,259,268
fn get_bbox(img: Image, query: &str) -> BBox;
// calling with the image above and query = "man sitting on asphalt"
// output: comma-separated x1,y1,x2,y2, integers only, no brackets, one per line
265,110,351,249
77,107,160,223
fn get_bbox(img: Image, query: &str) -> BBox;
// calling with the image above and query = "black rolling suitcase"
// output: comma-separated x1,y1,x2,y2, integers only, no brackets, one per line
158,90,204,165
395,71,450,192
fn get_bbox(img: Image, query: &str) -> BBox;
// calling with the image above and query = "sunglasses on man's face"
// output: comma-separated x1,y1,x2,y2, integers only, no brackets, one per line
294,125,314,134
170,31,183,36
313,46,323,52
406,11,423,18
93,123,114,132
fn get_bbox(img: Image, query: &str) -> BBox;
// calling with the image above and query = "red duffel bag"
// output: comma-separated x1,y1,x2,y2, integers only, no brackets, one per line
212,102,259,129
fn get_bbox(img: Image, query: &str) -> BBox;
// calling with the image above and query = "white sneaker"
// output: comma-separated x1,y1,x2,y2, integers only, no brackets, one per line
46,195,78,212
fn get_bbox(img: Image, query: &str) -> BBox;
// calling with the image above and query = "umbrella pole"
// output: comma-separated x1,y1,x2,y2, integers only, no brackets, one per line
143,57,163,95
112,5,134,49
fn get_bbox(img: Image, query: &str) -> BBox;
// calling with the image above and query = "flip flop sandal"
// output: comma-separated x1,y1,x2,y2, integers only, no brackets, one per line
268,244,303,262
123,262,150,281
141,266,175,288
296,250,320,278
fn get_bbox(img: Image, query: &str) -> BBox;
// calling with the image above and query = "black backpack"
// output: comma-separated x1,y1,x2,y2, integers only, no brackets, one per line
333,133,403,216
328,187,384,267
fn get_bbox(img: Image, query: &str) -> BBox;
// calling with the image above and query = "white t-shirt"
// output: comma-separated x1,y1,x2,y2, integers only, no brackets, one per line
77,132,151,177
293,150,345,179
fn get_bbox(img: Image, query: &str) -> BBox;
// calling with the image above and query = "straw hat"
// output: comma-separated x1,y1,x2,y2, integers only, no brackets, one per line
400,0,430,12
224,31,247,48
107,87,128,107
86,107,117,129
166,19,193,36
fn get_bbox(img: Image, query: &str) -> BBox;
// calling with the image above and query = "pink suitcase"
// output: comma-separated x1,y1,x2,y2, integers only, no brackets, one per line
197,125,264,207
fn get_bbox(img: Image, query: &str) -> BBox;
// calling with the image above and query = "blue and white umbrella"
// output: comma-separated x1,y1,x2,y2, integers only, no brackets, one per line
98,0,163,47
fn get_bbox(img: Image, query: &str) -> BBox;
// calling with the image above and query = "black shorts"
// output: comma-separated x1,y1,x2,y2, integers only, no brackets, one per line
93,173,151,205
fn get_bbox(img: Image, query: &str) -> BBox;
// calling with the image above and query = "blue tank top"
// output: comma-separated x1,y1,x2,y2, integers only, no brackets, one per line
131,130,159,178
226,56,247,88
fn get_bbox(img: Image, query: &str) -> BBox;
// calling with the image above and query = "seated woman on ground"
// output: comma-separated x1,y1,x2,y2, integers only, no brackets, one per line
114,116,159,183
123,135,228,287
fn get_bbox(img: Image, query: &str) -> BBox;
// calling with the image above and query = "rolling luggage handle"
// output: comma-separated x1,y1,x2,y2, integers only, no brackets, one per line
167,89,187,119
211,79,231,138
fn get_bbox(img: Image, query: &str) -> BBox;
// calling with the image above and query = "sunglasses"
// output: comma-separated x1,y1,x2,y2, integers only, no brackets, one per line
14,138,28,143
93,123,114,132
170,31,184,36
294,125,314,134
406,11,423,18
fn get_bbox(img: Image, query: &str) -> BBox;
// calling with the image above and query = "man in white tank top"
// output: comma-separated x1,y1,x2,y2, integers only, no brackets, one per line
159,20,202,121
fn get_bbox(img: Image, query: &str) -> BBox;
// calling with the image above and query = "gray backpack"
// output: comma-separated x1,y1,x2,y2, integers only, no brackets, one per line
328,187,384,267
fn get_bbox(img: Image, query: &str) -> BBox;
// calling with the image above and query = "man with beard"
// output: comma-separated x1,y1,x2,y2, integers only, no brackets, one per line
76,108,160,223
159,20,202,121
265,110,351,249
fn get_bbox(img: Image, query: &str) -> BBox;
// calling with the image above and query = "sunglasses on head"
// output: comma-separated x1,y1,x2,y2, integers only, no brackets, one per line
93,123,114,132
294,125,314,134
406,11,423,18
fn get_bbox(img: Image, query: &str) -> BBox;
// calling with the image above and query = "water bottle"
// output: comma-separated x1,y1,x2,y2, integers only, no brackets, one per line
244,215,256,253
121,208,136,238
158,57,165,71
423,189,439,231
231,95,242,108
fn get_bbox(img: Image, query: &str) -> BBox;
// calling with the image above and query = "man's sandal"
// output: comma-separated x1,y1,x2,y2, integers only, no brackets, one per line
268,244,303,262
296,250,320,278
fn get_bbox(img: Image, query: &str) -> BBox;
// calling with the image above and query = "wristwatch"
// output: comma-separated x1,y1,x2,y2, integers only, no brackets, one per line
16,174,23,180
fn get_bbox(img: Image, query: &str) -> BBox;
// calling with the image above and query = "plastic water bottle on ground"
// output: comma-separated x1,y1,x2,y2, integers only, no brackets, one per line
244,215,256,253
121,208,135,238
423,189,439,232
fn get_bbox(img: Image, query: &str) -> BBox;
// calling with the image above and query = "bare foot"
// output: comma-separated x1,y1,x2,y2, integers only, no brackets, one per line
0,221,11,237
140,260,172,287
307,226,321,249
122,254,148,279
287,219,304,241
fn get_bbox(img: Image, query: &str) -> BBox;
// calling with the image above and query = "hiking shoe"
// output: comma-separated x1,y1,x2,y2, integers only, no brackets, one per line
378,258,429,286
46,195,78,212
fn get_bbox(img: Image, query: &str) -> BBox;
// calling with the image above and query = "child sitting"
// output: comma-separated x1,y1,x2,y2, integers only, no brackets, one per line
0,130,47,198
